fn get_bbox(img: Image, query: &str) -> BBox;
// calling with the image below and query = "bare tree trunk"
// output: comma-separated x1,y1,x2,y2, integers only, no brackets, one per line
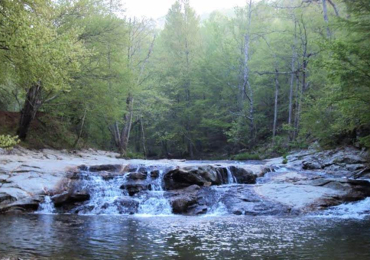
288,21,297,136
322,0,331,38
327,0,340,17
73,106,87,148
17,83,42,140
272,69,279,139
184,36,194,158
295,73,303,136
239,0,255,143
119,94,134,156
140,117,147,158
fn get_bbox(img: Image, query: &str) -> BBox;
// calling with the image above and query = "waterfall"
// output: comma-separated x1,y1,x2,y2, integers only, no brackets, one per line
137,170,172,216
226,167,237,184
71,166,172,216
73,171,129,215
37,196,55,214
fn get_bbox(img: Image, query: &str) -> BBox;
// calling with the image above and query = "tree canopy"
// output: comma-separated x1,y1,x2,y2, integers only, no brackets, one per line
0,0,369,158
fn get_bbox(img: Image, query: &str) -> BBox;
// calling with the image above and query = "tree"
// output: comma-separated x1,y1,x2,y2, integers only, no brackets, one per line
0,0,86,140
155,0,201,157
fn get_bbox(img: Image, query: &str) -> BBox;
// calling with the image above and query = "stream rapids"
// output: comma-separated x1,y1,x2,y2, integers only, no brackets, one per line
1,154,370,259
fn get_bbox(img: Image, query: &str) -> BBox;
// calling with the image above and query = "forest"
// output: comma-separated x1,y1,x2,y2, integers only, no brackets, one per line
0,0,369,159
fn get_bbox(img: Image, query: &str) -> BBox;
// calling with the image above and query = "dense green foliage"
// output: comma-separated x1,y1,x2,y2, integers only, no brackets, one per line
0,0,369,158
0,134,19,149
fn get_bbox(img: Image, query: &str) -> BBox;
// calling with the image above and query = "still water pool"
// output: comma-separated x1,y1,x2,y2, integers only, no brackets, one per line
0,215,370,259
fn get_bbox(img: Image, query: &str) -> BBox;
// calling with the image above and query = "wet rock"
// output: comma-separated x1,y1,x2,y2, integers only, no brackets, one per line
52,190,90,207
170,196,198,214
51,192,70,205
165,185,201,214
163,167,208,190
163,166,241,190
0,197,41,213
229,166,256,184
221,186,290,216
289,146,368,175
302,160,322,170
113,197,139,214
346,164,365,172
150,170,160,178
308,178,370,202
121,183,150,196
70,191,90,201
0,192,16,206
187,205,208,215
88,164,122,172
127,172,147,180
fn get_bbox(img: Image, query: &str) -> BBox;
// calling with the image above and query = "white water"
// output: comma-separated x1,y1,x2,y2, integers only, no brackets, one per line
69,167,174,216
37,164,240,216
36,196,56,214
137,170,172,216
226,166,237,184
312,198,370,220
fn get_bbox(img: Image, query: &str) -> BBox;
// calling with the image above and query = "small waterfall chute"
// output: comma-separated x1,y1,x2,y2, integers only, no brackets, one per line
37,196,56,214
226,167,237,184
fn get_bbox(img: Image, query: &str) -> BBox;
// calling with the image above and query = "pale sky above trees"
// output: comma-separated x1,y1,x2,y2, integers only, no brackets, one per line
123,0,247,18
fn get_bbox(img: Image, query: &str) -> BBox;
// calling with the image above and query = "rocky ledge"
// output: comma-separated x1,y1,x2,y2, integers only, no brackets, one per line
0,146,369,216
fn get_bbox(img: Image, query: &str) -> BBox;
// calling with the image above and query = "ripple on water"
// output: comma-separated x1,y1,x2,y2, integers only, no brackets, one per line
0,215,370,259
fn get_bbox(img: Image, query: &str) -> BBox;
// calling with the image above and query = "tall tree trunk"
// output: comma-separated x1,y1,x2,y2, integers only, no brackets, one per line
17,83,42,140
73,106,87,148
119,94,134,156
322,0,331,38
184,37,194,158
140,117,147,158
272,69,279,139
295,73,303,137
239,0,255,143
288,21,297,129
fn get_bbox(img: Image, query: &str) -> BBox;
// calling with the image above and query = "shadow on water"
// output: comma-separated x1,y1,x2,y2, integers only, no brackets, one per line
1,214,370,260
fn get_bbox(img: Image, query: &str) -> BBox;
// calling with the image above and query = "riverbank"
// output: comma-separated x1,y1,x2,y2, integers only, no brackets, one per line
0,146,369,216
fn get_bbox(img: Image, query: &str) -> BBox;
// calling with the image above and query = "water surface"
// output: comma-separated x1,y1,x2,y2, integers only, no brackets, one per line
1,215,370,259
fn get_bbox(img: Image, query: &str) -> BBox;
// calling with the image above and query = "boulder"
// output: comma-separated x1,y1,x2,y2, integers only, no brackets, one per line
127,172,147,181
52,190,90,206
170,196,198,214
308,178,370,202
228,166,256,184
113,197,139,214
120,183,150,196
87,164,123,172
165,185,201,214
0,197,41,213
302,160,322,170
163,166,234,190
150,170,160,178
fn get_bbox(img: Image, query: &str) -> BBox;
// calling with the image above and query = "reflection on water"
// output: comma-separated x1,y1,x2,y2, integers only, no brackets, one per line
0,215,370,260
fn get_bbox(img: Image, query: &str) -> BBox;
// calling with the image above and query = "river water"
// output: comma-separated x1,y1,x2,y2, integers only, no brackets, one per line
1,214,370,259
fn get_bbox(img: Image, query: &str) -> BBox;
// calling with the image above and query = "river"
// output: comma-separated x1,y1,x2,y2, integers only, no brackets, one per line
1,214,370,259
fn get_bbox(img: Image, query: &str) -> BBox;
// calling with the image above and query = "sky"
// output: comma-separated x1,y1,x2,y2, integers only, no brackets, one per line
123,0,247,19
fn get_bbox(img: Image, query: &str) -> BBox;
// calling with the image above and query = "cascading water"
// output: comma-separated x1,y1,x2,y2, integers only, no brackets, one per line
36,196,55,214
312,197,370,220
226,166,237,184
137,170,172,216
72,171,129,215
206,167,239,215
69,166,173,216
36,163,244,216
